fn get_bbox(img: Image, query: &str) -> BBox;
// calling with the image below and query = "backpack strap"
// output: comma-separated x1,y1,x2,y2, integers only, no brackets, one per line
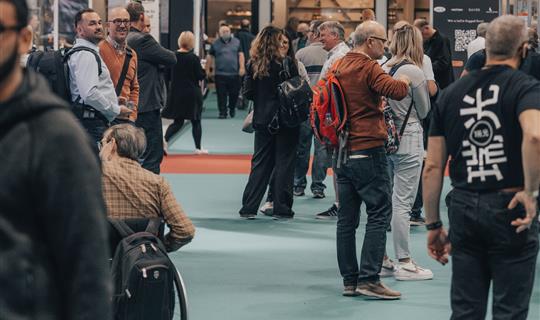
387,60,415,137
145,218,163,235
64,46,103,76
115,48,133,97
109,219,135,238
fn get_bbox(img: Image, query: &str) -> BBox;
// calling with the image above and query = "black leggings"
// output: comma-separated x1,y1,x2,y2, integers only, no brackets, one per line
165,118,202,149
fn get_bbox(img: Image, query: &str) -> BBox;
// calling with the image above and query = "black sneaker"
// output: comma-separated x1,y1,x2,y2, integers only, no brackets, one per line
293,187,305,196
315,204,338,220
312,189,325,199
272,213,294,220
410,216,426,226
229,109,236,118
218,114,227,119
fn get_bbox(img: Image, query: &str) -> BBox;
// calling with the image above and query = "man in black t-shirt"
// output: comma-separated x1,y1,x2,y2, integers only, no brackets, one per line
423,15,540,319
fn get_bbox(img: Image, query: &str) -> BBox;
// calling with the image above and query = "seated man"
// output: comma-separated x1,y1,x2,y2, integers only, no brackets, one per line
100,124,195,251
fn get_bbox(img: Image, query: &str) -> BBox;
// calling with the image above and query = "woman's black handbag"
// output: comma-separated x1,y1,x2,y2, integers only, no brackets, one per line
277,58,313,128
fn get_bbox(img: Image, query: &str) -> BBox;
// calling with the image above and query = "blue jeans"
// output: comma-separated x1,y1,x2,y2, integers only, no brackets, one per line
136,110,163,174
447,189,539,320
335,147,392,286
293,120,330,192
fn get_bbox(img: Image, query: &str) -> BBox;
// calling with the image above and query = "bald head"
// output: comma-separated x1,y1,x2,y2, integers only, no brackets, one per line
109,6,128,19
486,15,528,60
107,7,130,43
353,21,385,47
362,9,375,22
297,23,309,33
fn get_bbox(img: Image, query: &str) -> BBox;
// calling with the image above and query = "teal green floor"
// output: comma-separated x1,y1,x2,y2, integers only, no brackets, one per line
165,91,540,319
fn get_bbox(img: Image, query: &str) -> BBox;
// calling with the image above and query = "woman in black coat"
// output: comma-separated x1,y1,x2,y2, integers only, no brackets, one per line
162,31,207,154
238,26,300,219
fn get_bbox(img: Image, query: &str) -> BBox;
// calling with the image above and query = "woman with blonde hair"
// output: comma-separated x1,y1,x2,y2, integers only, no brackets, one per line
162,31,207,154
238,26,301,219
381,22,433,280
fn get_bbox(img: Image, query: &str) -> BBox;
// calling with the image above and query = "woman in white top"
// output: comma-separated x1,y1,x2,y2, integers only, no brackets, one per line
382,23,433,280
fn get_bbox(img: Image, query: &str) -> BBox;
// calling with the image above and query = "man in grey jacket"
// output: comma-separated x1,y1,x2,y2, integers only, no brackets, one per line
0,1,112,318
126,1,176,174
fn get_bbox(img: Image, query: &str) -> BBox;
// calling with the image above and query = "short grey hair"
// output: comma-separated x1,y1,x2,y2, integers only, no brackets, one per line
353,21,382,47
477,22,489,38
486,15,528,60
318,21,345,41
104,124,147,161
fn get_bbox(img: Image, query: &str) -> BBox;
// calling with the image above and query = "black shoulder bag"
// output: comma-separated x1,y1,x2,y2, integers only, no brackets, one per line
276,57,313,128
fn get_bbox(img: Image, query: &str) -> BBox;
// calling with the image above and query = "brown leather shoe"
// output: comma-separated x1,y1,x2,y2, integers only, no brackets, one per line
356,281,401,300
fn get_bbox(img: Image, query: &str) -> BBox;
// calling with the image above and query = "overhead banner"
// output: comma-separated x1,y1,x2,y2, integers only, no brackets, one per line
432,0,499,76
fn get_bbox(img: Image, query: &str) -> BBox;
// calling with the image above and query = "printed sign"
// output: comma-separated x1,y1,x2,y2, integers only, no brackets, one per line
432,0,500,76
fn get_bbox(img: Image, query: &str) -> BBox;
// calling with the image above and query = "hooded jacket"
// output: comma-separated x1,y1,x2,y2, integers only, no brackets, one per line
0,70,112,320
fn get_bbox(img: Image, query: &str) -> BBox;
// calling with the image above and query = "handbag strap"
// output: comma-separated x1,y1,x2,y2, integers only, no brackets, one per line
387,60,414,137
115,48,133,97
399,94,415,137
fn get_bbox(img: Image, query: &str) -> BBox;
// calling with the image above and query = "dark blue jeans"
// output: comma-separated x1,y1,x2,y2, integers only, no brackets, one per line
447,188,539,320
80,118,108,155
215,75,241,117
136,110,163,174
293,120,330,192
335,147,392,286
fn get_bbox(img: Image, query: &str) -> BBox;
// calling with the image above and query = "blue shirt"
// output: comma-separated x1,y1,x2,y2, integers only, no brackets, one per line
68,38,120,121
209,37,242,76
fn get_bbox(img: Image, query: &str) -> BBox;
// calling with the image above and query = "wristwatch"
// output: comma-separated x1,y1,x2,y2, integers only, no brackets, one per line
425,220,443,230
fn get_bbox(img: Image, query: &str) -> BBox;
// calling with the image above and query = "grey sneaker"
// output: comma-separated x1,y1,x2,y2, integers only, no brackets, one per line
315,204,338,220
293,187,305,196
342,285,359,297
356,281,401,300
259,202,273,216
312,189,325,199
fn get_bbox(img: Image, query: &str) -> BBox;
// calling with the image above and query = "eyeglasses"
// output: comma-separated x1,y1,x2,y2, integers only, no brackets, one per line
97,139,110,151
108,19,130,27
370,36,388,43
0,23,23,34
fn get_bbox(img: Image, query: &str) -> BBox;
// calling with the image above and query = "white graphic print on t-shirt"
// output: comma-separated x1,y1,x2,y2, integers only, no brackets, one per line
460,85,508,183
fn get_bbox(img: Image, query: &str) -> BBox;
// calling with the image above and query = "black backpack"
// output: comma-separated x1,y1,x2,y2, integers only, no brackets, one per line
27,47,102,103
110,219,176,320
277,57,313,128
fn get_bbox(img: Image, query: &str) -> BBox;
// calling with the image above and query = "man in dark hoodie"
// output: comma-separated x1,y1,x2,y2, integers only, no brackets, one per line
0,1,112,319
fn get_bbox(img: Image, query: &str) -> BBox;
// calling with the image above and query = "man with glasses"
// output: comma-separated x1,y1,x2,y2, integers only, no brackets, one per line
332,21,411,299
69,8,133,152
99,6,139,125
0,1,112,318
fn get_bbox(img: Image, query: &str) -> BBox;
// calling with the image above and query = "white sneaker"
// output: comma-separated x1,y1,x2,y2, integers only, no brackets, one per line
194,148,209,155
259,201,273,216
394,260,434,281
379,258,396,277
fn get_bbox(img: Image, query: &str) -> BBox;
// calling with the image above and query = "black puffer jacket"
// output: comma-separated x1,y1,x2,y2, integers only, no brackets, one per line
0,70,112,320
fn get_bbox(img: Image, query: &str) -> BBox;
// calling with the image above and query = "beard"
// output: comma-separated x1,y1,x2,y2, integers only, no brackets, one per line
0,44,19,84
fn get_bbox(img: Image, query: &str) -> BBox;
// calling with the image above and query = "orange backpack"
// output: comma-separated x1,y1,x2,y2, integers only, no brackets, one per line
310,59,348,151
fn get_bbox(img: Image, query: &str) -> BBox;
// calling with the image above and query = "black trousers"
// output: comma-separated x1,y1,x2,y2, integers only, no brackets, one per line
165,118,202,150
135,110,163,174
240,127,299,216
447,189,539,320
215,75,240,117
